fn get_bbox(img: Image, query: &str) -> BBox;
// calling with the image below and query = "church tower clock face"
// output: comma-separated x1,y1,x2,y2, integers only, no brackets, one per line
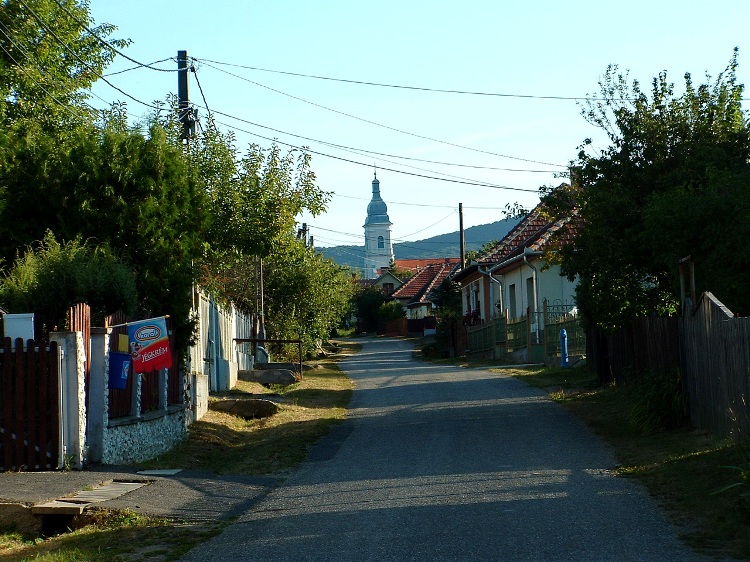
363,173,394,279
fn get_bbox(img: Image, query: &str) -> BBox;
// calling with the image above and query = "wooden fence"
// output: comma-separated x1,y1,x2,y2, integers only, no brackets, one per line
681,293,750,438
466,315,529,356
587,292,750,439
0,338,60,471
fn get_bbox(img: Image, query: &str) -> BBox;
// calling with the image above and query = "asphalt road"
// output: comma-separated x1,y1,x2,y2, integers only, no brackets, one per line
181,337,706,561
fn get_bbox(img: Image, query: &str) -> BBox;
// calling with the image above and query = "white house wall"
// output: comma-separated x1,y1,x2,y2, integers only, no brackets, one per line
501,261,576,319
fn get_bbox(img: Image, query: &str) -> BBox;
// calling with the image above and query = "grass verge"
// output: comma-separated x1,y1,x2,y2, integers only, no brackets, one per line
0,339,358,561
505,364,750,560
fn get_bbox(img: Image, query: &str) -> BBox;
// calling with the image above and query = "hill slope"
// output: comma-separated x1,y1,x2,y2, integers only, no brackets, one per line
319,217,519,271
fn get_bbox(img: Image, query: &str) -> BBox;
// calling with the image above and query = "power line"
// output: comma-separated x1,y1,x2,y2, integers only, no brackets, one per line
205,108,562,179
196,58,565,168
195,58,614,102
400,210,457,239
51,0,178,73
17,0,162,112
211,116,540,193
103,57,175,77
333,193,513,210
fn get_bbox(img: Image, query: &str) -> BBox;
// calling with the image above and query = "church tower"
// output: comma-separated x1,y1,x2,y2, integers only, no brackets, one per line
363,173,394,278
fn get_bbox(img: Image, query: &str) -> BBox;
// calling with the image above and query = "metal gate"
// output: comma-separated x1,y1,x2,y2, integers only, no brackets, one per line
0,338,60,471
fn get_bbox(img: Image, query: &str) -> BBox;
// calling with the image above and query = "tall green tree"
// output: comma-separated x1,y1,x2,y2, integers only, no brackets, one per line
0,118,210,344
263,233,356,357
549,51,750,330
0,0,127,129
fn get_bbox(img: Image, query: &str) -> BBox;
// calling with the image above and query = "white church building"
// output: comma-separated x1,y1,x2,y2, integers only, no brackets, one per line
363,173,394,278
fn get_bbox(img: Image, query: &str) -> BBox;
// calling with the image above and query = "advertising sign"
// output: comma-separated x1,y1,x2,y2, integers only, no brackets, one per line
108,351,131,389
127,317,172,374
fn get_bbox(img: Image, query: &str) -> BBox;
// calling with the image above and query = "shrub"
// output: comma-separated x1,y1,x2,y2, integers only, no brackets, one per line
627,369,686,435
0,231,137,336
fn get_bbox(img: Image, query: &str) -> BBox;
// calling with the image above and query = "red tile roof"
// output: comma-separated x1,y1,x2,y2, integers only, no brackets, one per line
477,190,578,265
390,262,459,306
391,258,461,272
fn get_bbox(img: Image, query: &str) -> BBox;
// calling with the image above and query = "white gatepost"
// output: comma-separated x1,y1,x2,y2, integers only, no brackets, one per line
49,331,87,470
87,327,111,464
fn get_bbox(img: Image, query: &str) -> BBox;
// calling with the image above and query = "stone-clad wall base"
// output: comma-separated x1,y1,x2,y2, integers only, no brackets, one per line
102,409,187,465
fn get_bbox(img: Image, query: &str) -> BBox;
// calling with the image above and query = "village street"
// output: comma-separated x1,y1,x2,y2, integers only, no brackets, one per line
180,337,705,562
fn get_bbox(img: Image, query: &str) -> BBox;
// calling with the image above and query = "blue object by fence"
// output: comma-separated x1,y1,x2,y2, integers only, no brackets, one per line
560,329,570,368
109,351,131,389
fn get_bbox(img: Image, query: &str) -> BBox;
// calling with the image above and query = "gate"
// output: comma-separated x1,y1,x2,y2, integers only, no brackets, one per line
0,338,60,471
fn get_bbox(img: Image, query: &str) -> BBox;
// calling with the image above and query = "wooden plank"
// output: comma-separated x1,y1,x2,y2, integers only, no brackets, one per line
37,342,50,470
2,337,13,471
48,341,60,469
25,338,38,470
13,338,26,470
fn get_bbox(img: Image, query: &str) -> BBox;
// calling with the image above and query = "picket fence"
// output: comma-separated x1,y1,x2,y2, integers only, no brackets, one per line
0,338,60,471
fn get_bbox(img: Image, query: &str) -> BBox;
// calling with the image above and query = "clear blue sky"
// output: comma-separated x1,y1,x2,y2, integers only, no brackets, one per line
88,1,750,249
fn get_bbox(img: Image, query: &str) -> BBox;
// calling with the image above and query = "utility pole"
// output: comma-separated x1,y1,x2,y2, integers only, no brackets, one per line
459,203,466,268
177,50,195,149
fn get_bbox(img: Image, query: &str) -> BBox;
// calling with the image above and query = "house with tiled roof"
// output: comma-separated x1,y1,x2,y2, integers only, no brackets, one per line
389,261,459,320
385,258,461,275
452,185,578,349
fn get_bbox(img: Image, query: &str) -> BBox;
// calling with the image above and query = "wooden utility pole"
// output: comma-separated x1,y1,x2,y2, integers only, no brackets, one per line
177,50,193,148
459,203,466,268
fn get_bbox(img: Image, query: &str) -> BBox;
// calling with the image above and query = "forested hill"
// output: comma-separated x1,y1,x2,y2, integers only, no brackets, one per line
319,217,519,271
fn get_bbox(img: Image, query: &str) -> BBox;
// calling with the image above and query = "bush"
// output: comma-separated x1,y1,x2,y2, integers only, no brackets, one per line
378,301,406,322
0,231,137,336
627,369,686,435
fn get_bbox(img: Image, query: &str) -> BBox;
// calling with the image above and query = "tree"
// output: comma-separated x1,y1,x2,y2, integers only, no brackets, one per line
263,234,356,357
353,285,386,333
0,118,210,346
378,300,406,322
465,240,499,263
550,51,750,330
0,231,137,335
0,0,128,130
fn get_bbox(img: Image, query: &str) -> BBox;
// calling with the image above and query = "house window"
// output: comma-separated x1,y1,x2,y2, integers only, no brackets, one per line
377,236,384,249
383,283,394,295
508,284,517,319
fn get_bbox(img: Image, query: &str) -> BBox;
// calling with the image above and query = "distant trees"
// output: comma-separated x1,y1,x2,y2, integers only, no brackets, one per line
547,50,750,330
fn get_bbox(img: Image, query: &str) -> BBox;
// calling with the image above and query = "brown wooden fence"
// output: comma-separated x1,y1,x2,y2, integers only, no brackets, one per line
0,338,59,471
681,293,750,438
587,292,750,438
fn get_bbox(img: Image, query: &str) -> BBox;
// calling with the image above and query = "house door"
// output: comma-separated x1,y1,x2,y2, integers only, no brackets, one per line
0,338,61,471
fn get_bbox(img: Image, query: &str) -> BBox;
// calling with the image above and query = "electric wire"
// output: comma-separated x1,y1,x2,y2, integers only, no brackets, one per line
400,210,457,239
193,61,560,175
51,0,179,73
17,0,162,112
103,57,175,76
333,192,510,211
195,58,565,167
210,116,541,193
195,58,618,102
